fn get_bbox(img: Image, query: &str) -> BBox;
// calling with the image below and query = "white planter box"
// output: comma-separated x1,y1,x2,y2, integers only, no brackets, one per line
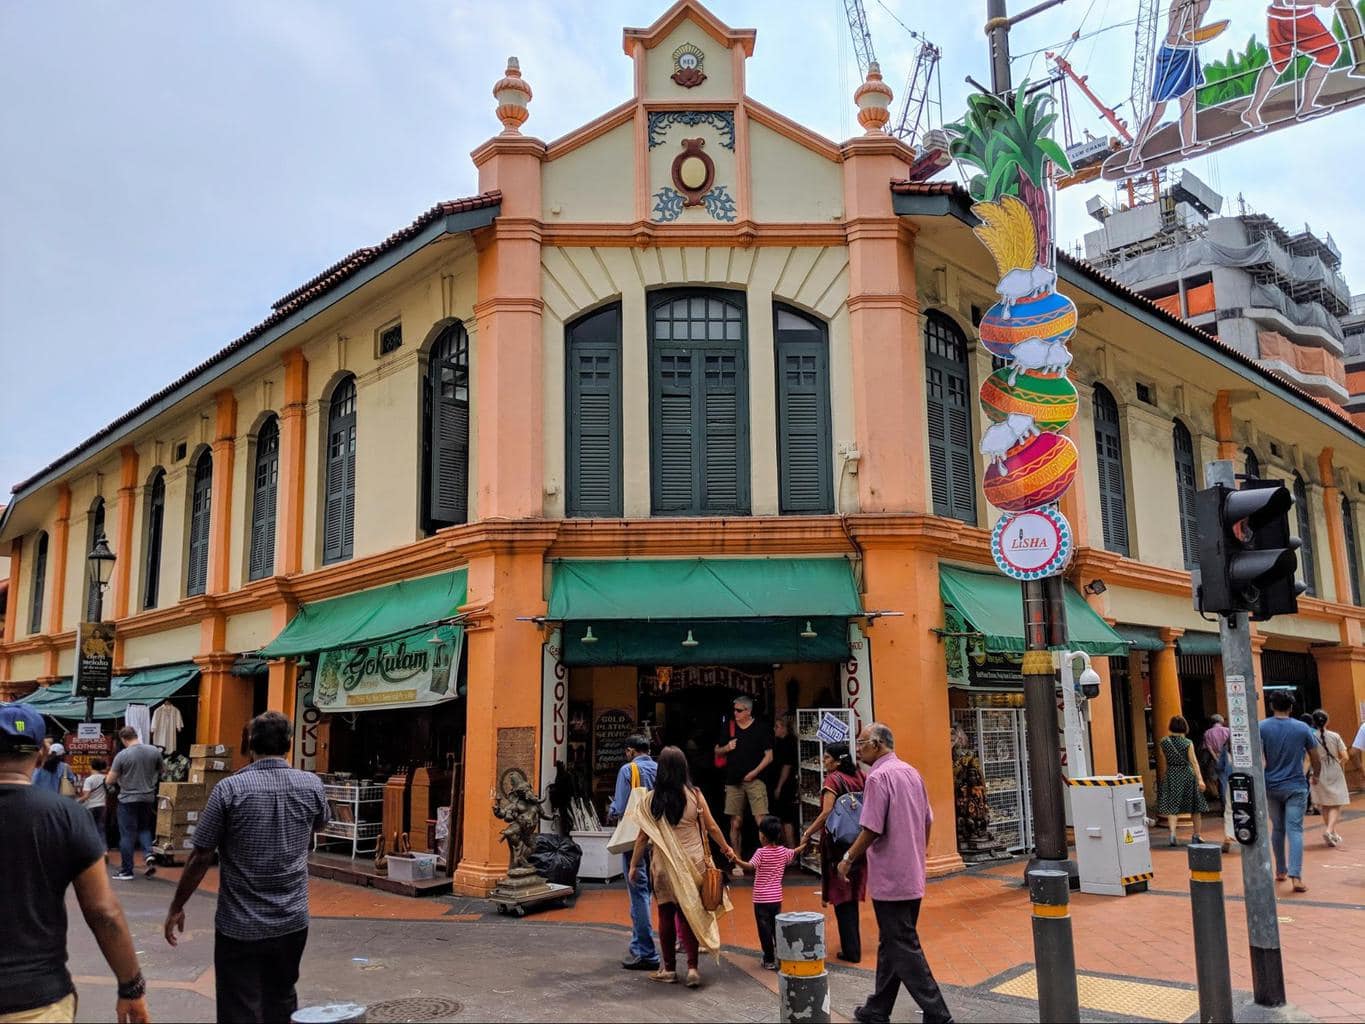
571,830,622,881
387,852,438,883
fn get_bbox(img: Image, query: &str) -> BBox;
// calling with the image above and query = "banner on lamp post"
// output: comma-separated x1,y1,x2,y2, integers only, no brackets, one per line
73,622,116,699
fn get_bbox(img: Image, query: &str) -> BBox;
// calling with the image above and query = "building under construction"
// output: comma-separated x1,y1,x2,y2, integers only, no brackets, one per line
1082,171,1358,420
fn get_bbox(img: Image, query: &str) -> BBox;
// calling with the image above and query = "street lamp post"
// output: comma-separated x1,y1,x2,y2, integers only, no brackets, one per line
84,535,116,724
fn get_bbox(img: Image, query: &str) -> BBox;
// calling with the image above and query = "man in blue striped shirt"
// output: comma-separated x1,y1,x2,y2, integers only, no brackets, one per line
607,734,657,970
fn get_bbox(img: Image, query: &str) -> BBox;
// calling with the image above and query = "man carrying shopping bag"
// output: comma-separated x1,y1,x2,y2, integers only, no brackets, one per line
607,735,658,970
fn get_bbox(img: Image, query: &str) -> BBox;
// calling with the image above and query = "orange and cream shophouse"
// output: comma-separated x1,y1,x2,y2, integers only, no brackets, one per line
3,1,1364,894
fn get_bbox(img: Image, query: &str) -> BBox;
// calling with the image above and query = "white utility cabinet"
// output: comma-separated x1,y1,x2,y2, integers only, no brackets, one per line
1069,776,1152,896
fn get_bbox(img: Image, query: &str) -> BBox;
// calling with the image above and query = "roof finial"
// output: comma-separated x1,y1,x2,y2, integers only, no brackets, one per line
494,57,533,135
854,62,894,136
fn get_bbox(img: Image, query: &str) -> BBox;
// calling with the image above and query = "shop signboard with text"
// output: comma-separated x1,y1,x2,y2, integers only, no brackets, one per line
313,628,461,712
73,622,116,699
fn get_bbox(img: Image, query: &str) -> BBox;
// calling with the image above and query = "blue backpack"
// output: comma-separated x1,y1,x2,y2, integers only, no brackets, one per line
825,786,864,846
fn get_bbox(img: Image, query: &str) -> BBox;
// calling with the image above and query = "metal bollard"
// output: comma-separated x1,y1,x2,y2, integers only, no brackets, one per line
1028,868,1080,1023
1188,843,1235,1023
776,910,830,1024
291,1004,366,1024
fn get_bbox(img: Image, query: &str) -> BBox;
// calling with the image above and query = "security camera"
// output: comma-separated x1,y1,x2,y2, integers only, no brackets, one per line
1079,667,1102,700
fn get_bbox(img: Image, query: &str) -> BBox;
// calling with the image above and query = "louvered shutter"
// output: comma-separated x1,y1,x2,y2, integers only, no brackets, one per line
924,312,976,523
1293,475,1315,596
1344,497,1362,606
187,453,212,596
29,533,47,634
324,380,357,564
248,420,279,581
1173,421,1199,569
926,365,950,515
565,308,622,517
702,352,742,512
1093,386,1129,556
946,372,977,522
143,474,165,610
655,354,696,512
428,326,470,526
775,308,833,515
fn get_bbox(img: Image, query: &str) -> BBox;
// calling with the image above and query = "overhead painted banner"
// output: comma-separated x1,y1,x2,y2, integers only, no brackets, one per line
312,627,461,712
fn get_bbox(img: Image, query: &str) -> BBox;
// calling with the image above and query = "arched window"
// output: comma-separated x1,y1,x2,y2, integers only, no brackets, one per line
1243,448,1260,480
565,307,622,517
924,311,976,523
85,498,106,621
28,532,48,635
248,417,279,581
774,305,833,514
1345,496,1362,606
323,377,357,563
1172,420,1198,570
425,325,471,528
186,450,213,597
1293,473,1316,596
1093,384,1130,555
143,470,165,609
649,290,749,515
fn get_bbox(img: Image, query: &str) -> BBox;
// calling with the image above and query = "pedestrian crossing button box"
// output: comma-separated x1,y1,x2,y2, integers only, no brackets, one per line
1067,776,1153,897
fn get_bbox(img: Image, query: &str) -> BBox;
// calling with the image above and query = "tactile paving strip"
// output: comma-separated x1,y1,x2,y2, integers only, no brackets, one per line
993,969,1200,1023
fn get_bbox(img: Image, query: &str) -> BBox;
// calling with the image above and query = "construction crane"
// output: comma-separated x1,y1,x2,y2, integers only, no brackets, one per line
1129,0,1161,137
843,0,879,78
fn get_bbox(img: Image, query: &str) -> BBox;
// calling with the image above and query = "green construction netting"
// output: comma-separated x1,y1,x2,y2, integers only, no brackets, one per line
260,569,468,658
938,565,1128,657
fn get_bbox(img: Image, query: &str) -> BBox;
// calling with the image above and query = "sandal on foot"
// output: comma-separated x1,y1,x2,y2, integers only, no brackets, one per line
1291,878,1307,893
1275,872,1288,882
648,969,677,983
685,969,701,988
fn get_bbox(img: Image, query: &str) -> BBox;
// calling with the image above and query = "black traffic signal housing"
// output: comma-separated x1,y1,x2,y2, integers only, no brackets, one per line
1194,479,1306,620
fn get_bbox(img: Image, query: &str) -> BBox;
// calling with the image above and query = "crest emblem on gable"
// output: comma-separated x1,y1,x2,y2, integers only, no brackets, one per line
671,42,706,88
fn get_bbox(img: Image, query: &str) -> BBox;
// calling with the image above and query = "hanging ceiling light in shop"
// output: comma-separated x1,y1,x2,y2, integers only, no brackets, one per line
681,630,699,648
580,625,598,645
799,621,818,639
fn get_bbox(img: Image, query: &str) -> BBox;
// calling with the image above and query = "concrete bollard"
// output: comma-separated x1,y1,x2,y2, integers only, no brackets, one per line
776,910,830,1023
1028,868,1079,1023
1188,843,1235,1024
290,1004,366,1024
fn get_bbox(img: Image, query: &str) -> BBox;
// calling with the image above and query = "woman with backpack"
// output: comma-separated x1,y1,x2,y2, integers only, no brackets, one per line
30,742,78,796
799,741,867,962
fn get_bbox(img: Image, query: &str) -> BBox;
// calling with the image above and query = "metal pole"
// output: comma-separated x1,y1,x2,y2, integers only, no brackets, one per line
986,0,1012,94
1028,868,1079,1022
84,585,102,725
776,911,830,1023
1206,458,1285,1007
1187,843,1235,1023
1022,581,1075,881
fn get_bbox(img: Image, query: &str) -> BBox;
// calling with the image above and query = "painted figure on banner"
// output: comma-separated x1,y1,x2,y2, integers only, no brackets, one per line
1125,0,1216,172
1245,1,1345,129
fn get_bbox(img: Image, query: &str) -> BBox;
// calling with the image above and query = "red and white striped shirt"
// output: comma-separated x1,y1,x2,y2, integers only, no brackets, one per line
749,844,796,904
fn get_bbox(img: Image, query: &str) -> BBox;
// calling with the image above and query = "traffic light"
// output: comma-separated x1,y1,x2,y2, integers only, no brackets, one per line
1194,478,1306,620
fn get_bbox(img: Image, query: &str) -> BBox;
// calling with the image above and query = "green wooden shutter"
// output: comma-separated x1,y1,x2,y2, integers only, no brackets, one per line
1344,496,1362,606
701,350,745,512
248,419,279,581
923,311,975,523
1093,385,1129,556
187,451,212,596
143,472,165,610
324,379,357,564
29,532,47,634
1173,420,1198,569
428,326,470,527
566,306,622,517
1293,474,1315,596
775,307,833,515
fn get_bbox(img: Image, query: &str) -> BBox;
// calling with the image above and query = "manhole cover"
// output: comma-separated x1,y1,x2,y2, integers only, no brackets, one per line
365,996,463,1022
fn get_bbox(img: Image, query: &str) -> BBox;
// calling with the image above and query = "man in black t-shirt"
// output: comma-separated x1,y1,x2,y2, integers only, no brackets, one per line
0,706,149,1023
714,695,773,859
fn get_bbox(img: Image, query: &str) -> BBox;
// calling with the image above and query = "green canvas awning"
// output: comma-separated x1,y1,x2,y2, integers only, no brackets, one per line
1113,625,1165,652
548,558,861,621
1177,632,1222,656
563,617,852,667
260,570,468,658
939,565,1128,657
37,664,200,721
14,680,74,708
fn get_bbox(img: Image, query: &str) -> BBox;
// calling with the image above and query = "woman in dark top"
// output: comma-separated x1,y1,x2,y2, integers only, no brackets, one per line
798,741,866,962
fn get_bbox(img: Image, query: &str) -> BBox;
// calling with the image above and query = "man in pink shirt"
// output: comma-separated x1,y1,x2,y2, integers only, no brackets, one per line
838,723,953,1023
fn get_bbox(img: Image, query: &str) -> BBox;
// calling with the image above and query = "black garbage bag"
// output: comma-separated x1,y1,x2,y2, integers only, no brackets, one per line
529,833,582,888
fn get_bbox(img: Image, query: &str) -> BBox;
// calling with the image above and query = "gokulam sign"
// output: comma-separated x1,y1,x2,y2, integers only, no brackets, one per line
313,628,461,712
990,507,1073,581
73,622,116,699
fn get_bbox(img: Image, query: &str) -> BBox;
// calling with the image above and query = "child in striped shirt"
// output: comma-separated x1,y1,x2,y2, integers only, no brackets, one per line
737,814,809,969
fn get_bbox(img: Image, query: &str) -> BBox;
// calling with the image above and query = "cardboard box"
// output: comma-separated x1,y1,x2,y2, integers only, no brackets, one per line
189,757,231,772
153,834,196,852
156,822,196,840
157,782,207,808
189,768,233,786
189,743,231,758
156,805,200,834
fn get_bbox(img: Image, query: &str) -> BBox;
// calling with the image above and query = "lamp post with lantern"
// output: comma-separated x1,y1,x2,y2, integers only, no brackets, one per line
82,535,117,724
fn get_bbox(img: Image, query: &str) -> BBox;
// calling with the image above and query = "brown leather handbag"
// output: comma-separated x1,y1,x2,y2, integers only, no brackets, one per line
692,788,725,912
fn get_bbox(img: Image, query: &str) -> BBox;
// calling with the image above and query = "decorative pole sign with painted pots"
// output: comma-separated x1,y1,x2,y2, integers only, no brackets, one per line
946,87,1077,581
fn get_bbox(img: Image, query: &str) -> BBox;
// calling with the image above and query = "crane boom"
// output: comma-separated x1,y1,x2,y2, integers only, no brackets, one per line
1130,0,1160,128
843,0,878,78
893,40,942,144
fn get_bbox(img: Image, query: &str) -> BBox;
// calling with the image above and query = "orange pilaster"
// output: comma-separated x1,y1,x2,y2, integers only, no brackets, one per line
841,137,922,512
1249,632,1268,721
1086,654,1118,776
1152,628,1183,742
47,485,72,635
208,391,237,595
195,652,251,767
3,538,21,646
453,540,551,896
1213,391,1235,461
277,349,309,576
1319,448,1353,605
111,445,139,620
1313,645,1365,790
266,597,299,740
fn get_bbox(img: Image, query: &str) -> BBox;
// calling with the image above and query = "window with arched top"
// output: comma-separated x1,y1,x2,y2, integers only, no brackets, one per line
85,498,106,621
143,470,165,609
774,305,833,515
1093,384,1130,555
1292,473,1316,596
924,310,976,523
1345,495,1362,606
248,417,279,581
565,306,622,518
323,377,357,563
187,450,213,597
424,324,471,529
1243,448,1260,480
29,532,48,635
1173,420,1198,570
649,289,749,515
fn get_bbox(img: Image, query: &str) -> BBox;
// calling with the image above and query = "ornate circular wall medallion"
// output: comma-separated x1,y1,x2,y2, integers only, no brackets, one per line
671,138,715,207
671,43,707,88
991,506,1073,580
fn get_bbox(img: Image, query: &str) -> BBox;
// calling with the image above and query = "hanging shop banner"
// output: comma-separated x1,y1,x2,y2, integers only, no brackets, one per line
991,507,1073,581
944,609,1024,689
62,731,114,779
840,622,875,736
73,622,116,699
292,666,327,773
638,665,772,698
540,627,569,826
312,628,460,712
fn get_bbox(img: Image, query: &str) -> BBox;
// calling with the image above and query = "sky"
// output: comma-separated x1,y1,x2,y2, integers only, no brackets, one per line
2,0,1361,494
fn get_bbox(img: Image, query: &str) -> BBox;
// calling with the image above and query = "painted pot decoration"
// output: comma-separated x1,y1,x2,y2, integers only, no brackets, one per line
979,368,1079,431
983,431,1079,512
977,290,1078,359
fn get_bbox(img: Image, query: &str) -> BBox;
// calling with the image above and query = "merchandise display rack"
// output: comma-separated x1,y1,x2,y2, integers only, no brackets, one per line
795,707,856,873
315,781,384,859
952,707,1032,853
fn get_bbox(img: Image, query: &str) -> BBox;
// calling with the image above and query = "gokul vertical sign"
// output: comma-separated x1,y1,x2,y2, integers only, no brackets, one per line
947,87,1078,580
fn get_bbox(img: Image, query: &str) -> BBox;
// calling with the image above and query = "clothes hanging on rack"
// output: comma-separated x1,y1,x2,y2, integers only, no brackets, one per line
124,703,151,745
151,702,184,752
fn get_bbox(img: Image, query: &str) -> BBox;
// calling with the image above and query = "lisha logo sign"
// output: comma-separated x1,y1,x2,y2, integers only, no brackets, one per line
314,628,462,711
991,507,1072,581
